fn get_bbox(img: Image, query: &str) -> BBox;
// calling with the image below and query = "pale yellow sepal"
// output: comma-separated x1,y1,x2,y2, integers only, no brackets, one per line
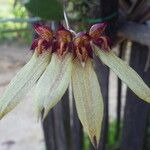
0,51,51,119
93,44,150,103
72,59,104,148
35,53,72,120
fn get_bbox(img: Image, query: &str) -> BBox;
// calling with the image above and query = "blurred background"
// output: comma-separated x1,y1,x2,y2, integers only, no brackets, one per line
0,0,150,150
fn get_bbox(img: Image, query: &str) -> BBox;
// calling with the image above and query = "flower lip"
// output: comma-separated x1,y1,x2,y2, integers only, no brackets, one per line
33,23,53,42
73,32,93,63
89,22,108,39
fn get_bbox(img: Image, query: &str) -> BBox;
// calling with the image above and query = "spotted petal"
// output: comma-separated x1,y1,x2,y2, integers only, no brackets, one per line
0,51,51,119
72,59,104,148
35,53,72,120
93,44,150,103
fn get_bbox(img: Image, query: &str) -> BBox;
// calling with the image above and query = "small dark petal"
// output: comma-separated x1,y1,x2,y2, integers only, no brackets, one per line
42,40,51,50
68,42,74,53
92,39,102,48
101,36,110,51
86,44,93,58
30,38,39,50
72,42,76,58
52,40,58,53
92,36,110,51
107,37,112,47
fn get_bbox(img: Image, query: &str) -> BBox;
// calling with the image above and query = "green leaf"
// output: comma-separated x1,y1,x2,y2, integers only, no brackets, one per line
25,0,63,20
35,53,72,120
0,51,51,119
72,59,104,148
93,44,150,103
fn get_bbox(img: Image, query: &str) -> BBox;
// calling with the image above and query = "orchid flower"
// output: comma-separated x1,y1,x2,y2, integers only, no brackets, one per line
0,23,150,148
90,23,150,103
0,24,53,118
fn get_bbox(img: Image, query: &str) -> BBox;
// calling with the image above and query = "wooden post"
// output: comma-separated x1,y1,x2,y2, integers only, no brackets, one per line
71,100,83,150
121,43,150,150
43,92,69,150
115,41,127,141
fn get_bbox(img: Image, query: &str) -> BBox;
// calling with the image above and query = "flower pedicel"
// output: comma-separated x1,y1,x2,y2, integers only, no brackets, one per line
0,23,150,148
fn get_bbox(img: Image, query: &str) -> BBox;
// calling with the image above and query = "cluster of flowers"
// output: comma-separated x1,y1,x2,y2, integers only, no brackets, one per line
0,22,149,148
30,23,110,64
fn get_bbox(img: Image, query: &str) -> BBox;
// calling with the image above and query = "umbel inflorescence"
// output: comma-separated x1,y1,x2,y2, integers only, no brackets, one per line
0,23,150,148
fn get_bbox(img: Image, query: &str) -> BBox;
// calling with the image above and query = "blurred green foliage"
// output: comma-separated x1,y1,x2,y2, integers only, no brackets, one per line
106,121,122,150
25,0,63,20
0,0,65,43
0,0,32,43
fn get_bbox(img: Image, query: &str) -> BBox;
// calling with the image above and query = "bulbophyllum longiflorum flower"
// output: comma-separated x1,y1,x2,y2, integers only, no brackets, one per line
0,24,53,119
0,23,150,148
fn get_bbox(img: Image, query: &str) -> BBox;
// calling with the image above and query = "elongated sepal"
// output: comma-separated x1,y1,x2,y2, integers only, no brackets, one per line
0,51,51,119
93,44,150,103
35,53,72,120
72,59,104,148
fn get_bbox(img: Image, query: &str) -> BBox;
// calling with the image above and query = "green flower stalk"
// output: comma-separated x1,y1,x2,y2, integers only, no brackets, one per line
0,23,150,148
